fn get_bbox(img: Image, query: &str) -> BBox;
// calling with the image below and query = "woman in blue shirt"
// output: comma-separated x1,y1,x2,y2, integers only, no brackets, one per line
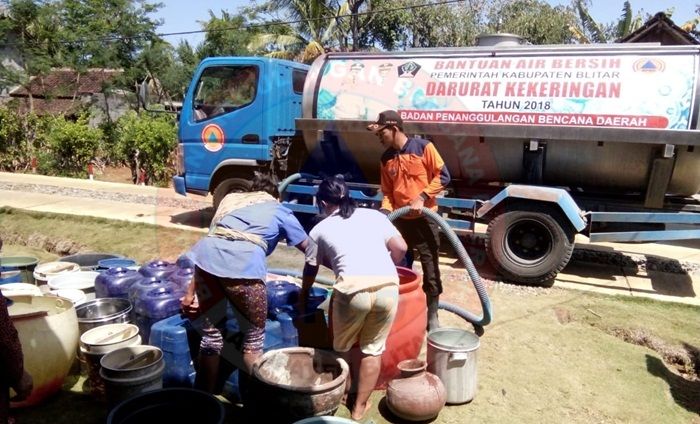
181,173,310,379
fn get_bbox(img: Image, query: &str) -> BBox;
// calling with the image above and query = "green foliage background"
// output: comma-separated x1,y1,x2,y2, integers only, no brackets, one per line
0,107,177,185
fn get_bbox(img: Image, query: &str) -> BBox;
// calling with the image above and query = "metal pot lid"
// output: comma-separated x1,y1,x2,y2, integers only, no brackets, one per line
427,327,480,351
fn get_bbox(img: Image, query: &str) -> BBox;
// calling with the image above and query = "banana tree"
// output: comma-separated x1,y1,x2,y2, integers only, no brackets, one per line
570,0,643,43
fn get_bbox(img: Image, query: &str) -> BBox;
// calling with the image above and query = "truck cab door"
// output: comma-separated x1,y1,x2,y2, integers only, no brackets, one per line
179,61,266,192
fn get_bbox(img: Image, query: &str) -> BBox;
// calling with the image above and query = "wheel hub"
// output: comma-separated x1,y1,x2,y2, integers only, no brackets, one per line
506,220,553,262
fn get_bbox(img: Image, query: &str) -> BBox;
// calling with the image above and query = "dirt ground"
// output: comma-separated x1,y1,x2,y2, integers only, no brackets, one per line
93,165,135,185
2,207,699,424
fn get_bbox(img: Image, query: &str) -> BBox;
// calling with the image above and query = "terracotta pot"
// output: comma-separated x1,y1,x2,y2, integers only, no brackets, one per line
250,347,349,423
386,359,446,421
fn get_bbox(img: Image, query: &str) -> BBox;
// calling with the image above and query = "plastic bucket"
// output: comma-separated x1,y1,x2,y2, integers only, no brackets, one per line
0,283,43,297
98,258,138,270
80,324,141,399
51,288,87,306
1,268,23,284
75,298,133,336
60,253,123,271
33,261,80,286
100,345,165,407
0,256,39,284
426,328,480,404
48,271,99,300
107,388,225,424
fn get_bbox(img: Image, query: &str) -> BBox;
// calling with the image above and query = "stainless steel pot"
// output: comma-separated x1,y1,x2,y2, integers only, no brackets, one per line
75,298,132,336
426,328,480,404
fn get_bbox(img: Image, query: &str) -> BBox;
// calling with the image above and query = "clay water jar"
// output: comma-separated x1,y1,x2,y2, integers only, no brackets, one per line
250,347,349,423
386,358,446,422
7,295,79,407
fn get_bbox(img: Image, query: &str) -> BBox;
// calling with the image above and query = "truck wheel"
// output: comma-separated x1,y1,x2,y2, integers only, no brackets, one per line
485,208,574,285
213,178,251,211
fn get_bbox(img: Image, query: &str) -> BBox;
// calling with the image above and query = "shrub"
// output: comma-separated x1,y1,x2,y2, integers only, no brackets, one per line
40,114,104,177
0,108,42,172
116,111,177,186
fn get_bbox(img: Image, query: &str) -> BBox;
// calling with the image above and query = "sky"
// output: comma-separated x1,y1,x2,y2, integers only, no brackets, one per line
153,0,699,47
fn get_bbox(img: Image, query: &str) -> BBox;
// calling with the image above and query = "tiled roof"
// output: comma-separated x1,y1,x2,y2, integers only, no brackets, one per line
13,97,83,116
9,68,123,98
619,12,699,45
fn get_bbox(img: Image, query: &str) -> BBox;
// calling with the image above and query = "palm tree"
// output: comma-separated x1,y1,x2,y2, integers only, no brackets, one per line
247,0,350,63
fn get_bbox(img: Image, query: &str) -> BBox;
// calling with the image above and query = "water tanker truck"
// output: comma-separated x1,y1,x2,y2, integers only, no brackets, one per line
158,40,700,285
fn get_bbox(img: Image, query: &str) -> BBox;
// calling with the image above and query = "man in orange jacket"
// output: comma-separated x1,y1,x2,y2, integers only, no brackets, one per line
367,110,451,331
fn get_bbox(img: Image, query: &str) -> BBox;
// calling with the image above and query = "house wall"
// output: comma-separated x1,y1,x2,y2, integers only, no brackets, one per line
0,30,23,97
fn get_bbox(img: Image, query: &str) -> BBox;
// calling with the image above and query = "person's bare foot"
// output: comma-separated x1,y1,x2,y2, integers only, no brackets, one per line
351,400,372,421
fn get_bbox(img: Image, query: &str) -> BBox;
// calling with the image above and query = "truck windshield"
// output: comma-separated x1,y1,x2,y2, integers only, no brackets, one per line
192,65,258,121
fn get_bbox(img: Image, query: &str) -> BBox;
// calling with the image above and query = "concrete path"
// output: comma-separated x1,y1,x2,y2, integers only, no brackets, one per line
1,171,699,306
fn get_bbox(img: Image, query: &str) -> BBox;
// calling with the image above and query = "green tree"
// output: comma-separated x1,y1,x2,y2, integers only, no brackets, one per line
0,0,63,112
488,0,576,45
570,0,645,43
57,0,163,85
197,9,260,58
115,111,177,186
40,113,104,177
248,0,347,63
365,0,487,49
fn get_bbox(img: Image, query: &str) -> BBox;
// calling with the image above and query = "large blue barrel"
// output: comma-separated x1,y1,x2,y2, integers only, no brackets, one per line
138,260,178,279
134,286,186,343
95,268,143,299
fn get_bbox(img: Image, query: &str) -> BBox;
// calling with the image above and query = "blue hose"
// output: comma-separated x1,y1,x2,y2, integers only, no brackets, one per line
387,207,492,332
279,173,317,197
278,174,492,332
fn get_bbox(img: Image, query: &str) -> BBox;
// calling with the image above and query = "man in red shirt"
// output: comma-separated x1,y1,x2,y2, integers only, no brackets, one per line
368,110,451,331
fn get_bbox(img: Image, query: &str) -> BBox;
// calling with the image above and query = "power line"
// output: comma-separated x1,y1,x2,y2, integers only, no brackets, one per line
1,0,467,47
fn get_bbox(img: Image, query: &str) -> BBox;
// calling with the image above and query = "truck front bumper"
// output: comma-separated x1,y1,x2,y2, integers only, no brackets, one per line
172,175,187,196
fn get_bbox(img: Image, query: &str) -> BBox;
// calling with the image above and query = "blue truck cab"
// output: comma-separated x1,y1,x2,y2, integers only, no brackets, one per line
173,57,309,208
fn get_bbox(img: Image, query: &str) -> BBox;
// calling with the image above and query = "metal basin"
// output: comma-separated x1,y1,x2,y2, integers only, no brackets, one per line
75,298,132,336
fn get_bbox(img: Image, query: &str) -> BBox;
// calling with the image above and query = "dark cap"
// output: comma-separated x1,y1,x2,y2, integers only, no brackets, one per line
367,110,403,132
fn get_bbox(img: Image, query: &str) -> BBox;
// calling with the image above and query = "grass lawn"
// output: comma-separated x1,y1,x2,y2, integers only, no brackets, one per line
2,208,699,423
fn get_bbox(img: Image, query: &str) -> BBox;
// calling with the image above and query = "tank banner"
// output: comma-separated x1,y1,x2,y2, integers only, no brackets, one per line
316,54,697,130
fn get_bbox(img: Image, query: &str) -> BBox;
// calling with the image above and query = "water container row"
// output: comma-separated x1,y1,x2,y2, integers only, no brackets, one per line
93,258,194,342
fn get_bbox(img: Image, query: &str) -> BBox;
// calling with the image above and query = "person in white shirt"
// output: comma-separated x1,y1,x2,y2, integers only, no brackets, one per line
302,175,407,421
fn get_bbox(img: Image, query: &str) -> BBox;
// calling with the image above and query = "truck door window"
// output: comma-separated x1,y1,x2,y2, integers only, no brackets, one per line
192,65,258,121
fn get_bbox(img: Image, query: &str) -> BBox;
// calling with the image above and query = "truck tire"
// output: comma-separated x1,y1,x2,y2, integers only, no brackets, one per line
212,177,252,211
485,207,574,286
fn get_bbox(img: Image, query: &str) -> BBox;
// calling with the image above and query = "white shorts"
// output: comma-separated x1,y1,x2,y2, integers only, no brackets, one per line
331,284,399,356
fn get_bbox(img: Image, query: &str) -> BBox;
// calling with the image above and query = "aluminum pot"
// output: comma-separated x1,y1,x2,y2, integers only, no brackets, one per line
426,328,480,404
75,298,132,336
